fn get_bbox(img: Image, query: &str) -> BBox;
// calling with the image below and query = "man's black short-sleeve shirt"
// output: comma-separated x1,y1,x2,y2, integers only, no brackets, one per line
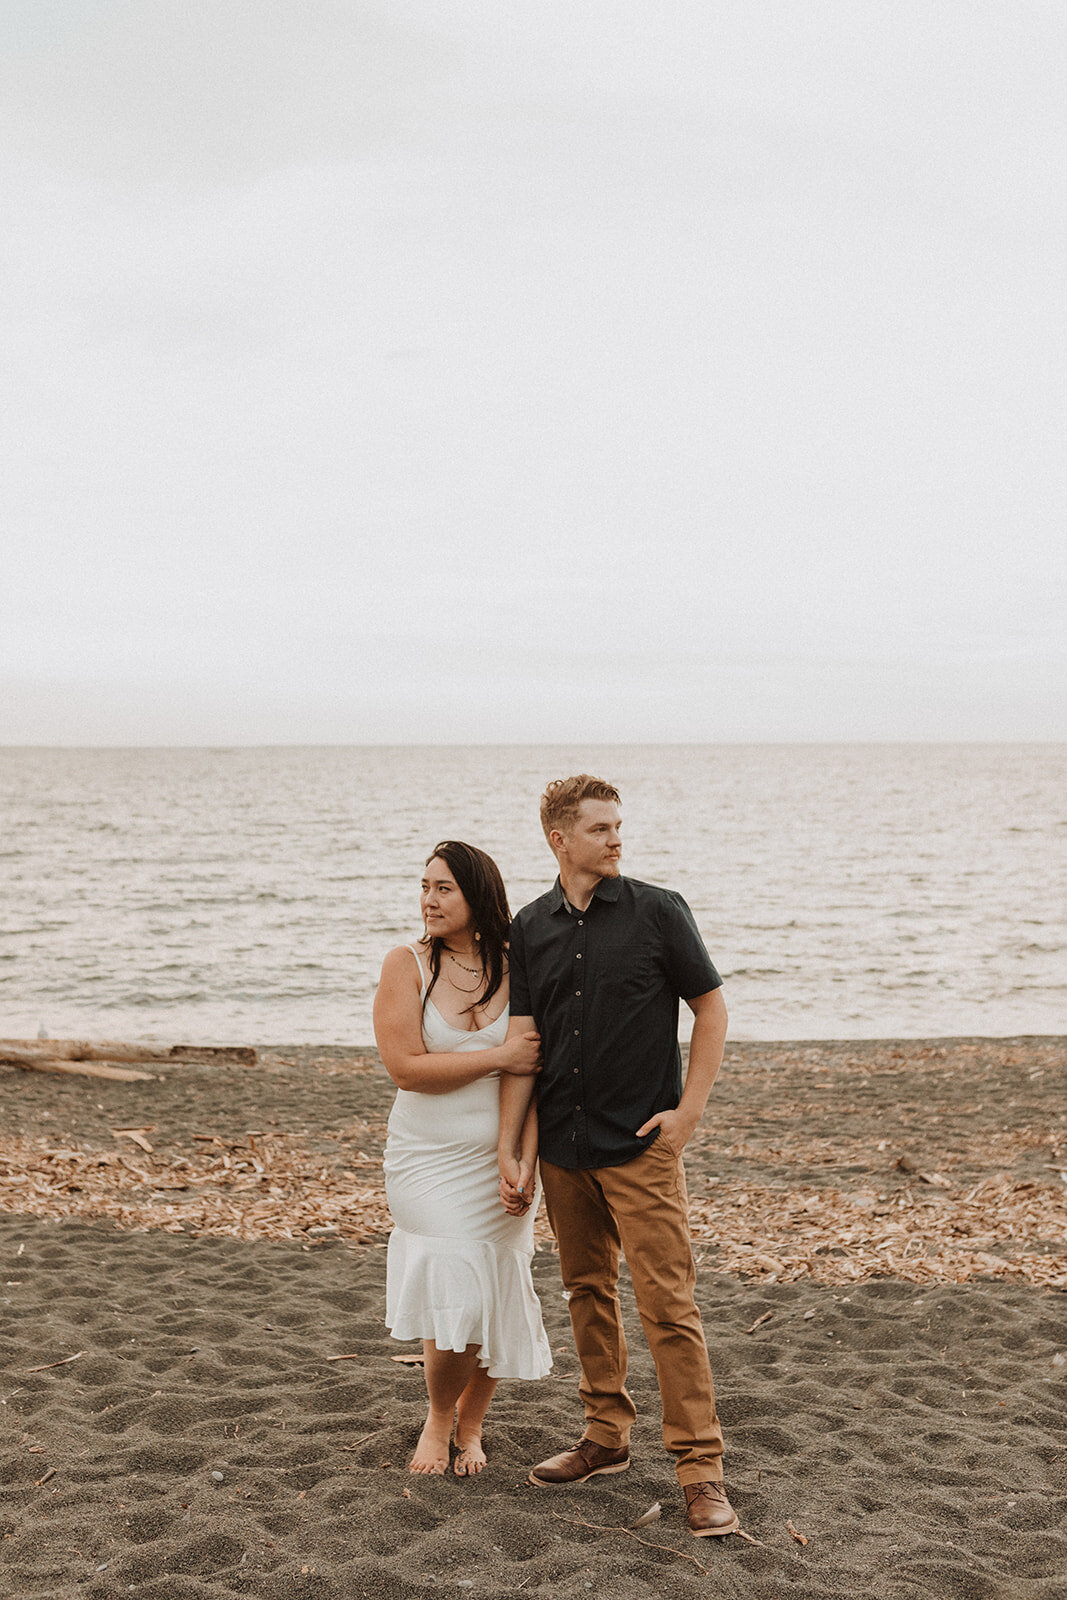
509,874,722,1170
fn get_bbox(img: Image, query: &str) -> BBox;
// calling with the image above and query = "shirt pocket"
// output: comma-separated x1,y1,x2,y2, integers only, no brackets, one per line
595,942,656,994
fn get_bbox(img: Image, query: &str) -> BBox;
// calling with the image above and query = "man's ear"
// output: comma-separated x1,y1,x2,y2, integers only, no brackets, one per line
549,827,567,857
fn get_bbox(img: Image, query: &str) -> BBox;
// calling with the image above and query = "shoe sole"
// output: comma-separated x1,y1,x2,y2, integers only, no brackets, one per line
528,1461,630,1487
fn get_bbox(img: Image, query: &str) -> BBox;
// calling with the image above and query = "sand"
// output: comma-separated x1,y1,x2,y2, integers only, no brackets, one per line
1,1039,1065,1600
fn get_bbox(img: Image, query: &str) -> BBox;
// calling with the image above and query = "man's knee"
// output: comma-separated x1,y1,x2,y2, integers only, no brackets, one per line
628,1271,704,1331
565,1278,624,1308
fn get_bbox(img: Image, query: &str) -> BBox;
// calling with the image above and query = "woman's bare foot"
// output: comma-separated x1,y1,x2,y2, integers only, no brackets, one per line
453,1434,487,1476
409,1413,452,1474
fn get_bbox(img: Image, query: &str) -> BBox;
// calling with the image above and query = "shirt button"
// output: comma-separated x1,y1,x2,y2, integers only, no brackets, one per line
575,989,581,997
573,1029,580,1036
573,1068,579,1075
577,919,584,926
575,953,582,960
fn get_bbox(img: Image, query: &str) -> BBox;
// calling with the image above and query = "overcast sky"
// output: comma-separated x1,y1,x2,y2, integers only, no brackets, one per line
3,0,1065,744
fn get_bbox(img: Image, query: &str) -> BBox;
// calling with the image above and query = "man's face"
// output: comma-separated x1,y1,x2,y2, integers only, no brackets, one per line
555,799,623,879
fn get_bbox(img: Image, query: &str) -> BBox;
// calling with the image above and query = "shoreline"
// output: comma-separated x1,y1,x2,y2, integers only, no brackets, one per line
12,1031,1066,1051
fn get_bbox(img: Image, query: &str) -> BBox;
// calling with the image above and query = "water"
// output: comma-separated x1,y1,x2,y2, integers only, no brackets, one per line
0,745,1063,1045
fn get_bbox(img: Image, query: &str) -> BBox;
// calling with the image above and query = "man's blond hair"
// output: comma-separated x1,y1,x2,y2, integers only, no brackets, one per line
540,774,621,843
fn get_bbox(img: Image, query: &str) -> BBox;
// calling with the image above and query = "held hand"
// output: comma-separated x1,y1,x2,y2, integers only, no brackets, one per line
498,1153,534,1215
498,1030,542,1076
498,1176,532,1216
635,1107,697,1154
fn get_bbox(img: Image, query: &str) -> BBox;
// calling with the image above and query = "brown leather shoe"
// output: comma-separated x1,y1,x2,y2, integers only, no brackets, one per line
528,1438,630,1487
684,1480,740,1537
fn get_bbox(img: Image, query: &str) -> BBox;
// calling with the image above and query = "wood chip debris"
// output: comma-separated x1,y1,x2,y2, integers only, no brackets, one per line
688,1174,1067,1289
2,1129,1062,1285
787,1520,809,1546
1,1047,1064,1289
632,1502,662,1528
0,1130,391,1245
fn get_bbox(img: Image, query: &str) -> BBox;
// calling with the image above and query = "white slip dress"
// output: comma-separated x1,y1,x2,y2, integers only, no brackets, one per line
383,946,551,1381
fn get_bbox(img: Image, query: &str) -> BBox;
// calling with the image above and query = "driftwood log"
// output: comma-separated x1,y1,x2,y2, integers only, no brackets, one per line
0,1052,155,1083
0,1040,257,1083
0,1040,256,1065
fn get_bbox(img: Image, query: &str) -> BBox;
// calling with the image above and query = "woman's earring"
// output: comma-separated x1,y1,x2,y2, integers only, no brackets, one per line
474,931,481,942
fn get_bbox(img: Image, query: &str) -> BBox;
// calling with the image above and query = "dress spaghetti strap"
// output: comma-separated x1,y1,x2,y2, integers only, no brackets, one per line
406,943,428,1001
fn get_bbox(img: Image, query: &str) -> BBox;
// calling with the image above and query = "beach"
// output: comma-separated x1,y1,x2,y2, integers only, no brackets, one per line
2,1038,1065,1599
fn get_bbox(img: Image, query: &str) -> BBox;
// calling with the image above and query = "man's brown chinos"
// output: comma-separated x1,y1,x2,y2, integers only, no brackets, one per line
538,1130,725,1488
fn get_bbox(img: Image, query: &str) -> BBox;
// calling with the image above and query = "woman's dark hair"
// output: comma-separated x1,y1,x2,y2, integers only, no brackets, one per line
423,840,511,1015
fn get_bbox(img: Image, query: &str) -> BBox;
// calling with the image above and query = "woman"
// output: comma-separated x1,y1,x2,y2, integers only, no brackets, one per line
373,840,550,1476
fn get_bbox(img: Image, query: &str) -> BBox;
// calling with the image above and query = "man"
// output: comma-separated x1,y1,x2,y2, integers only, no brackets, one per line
498,774,737,1538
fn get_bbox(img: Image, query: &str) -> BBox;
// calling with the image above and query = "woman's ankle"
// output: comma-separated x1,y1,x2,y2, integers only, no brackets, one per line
424,1405,455,1434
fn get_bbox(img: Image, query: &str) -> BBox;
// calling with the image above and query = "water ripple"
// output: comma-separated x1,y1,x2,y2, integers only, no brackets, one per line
0,744,1063,1044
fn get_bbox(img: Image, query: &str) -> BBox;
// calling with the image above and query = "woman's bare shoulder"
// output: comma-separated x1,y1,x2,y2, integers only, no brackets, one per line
379,943,424,980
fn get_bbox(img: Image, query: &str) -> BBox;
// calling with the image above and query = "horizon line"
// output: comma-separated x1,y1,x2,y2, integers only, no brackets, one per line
1,738,1065,753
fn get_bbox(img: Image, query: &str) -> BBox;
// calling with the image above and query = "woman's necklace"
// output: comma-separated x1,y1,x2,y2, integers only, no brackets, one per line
444,948,484,993
445,948,482,977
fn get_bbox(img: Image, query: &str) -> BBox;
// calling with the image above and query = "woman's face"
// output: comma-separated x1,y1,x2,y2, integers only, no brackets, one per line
420,857,474,944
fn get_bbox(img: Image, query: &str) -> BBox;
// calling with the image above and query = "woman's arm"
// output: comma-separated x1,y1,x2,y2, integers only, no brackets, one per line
498,1014,539,1207
500,1090,539,1217
519,1095,538,1180
373,946,540,1094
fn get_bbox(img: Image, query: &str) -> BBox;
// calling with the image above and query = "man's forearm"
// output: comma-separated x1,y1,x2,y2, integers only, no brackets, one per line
678,993,728,1128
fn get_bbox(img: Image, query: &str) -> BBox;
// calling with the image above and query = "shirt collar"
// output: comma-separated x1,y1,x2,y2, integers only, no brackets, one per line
549,873,623,913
